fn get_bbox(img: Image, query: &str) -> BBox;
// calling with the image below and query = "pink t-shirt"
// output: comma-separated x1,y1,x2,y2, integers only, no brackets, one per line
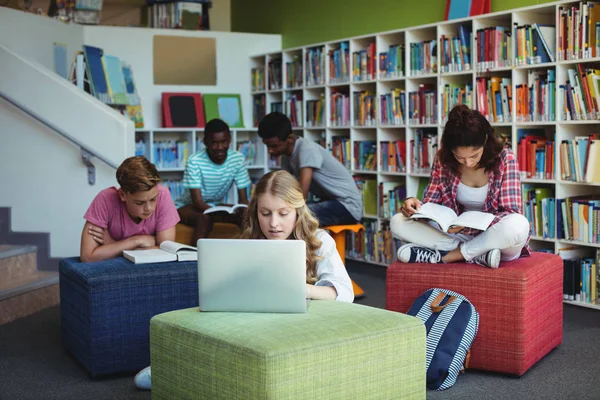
83,185,180,241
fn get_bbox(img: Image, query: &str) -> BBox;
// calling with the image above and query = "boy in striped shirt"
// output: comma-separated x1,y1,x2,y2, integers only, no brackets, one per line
176,119,251,242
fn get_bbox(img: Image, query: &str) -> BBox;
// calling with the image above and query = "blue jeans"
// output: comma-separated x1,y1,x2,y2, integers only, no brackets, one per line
308,200,358,227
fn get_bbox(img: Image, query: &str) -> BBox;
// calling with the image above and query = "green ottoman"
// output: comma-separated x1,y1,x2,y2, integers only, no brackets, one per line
150,301,426,400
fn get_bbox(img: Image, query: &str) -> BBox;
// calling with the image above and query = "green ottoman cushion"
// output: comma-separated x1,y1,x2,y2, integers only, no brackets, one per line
150,300,426,400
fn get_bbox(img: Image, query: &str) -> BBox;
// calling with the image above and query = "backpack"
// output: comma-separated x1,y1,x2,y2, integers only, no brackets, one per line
406,288,479,391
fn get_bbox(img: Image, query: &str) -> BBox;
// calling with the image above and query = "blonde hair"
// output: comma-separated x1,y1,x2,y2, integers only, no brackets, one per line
241,170,322,284
116,156,161,194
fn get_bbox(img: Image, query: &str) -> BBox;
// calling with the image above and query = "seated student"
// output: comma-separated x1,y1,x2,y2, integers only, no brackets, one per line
176,118,251,243
257,112,363,227
80,156,180,263
134,170,354,390
390,105,531,269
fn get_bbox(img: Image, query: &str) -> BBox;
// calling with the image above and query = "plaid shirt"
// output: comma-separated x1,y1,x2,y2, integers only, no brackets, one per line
422,147,531,257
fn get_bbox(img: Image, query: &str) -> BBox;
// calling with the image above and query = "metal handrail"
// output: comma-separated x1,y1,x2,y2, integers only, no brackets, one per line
1,91,118,185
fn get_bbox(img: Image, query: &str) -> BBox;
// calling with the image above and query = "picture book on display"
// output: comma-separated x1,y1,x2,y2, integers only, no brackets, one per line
410,202,495,232
204,204,248,215
123,240,197,264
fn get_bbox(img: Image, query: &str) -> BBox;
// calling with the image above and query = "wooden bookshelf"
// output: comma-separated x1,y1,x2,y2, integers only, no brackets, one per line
247,0,600,309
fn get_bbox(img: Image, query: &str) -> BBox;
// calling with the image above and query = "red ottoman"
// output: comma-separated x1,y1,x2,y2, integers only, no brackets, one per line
386,252,563,376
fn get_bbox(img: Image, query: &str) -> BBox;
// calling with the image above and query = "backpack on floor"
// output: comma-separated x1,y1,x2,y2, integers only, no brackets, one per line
406,288,479,391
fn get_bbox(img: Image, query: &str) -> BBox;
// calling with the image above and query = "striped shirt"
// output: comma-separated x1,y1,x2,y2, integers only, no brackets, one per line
176,149,251,208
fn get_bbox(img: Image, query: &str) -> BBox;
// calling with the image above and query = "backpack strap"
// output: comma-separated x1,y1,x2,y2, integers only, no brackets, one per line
430,292,456,313
460,349,472,374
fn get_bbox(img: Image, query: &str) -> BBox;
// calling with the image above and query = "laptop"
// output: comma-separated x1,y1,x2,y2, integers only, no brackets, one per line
197,238,308,313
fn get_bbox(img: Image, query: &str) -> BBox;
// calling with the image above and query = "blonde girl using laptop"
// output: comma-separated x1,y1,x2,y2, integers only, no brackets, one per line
241,169,354,303
134,170,354,390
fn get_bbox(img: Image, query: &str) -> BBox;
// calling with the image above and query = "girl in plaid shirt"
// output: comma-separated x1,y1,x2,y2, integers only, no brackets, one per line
390,105,531,268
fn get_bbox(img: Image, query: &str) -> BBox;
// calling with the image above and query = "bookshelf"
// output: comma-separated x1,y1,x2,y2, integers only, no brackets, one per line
249,0,600,310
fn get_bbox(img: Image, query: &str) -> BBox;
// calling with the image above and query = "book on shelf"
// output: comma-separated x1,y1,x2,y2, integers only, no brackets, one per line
410,202,495,233
204,204,247,215
123,240,197,264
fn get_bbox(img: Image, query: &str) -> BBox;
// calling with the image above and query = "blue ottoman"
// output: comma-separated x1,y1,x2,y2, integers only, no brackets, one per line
59,257,198,377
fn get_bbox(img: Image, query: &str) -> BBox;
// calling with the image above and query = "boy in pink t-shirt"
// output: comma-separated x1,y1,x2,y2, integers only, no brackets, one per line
80,156,180,263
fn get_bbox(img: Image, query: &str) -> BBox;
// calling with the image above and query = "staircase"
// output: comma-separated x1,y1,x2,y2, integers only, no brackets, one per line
0,208,60,325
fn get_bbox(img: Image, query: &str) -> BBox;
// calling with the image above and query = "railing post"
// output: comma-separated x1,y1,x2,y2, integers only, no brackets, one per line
81,149,96,185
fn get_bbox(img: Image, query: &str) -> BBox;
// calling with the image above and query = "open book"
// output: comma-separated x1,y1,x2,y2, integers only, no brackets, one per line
410,202,496,233
204,204,247,215
123,240,197,264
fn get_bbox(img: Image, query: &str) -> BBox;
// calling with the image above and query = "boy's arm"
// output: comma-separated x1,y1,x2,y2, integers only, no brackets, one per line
190,189,212,212
155,225,176,245
298,167,313,200
237,188,249,205
80,222,155,263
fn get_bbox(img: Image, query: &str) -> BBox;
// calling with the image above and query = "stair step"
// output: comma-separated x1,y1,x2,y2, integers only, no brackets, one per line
0,245,37,279
0,271,59,325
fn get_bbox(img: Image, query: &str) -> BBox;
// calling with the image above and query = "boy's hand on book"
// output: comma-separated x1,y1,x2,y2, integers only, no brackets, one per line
447,226,464,234
88,224,114,245
401,198,422,217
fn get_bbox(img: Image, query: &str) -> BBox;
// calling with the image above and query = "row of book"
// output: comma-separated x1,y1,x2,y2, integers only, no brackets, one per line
515,69,556,123
353,91,377,126
560,65,600,121
440,83,473,123
559,135,600,183
379,141,407,173
408,85,437,125
346,219,401,265
306,97,325,128
513,24,556,65
330,91,351,127
409,40,437,76
146,1,209,30
331,136,351,169
558,195,600,243
153,140,189,169
475,26,512,71
516,128,555,180
380,89,406,126
252,95,266,127
329,42,351,84
354,141,377,171
440,25,472,73
354,178,378,216
352,43,377,81
379,181,407,219
560,248,600,305
251,68,265,92
268,59,283,90
237,141,259,166
476,76,512,123
558,2,600,61
306,47,326,86
410,130,438,174
286,56,303,89
378,44,405,79
523,186,556,239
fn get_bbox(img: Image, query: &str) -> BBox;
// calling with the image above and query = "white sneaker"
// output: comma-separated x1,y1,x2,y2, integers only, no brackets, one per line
397,244,443,264
472,249,501,268
134,366,152,390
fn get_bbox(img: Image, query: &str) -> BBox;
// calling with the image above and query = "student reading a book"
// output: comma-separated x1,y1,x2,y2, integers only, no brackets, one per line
257,112,363,227
134,170,353,390
390,105,531,269
80,156,180,263
176,118,251,242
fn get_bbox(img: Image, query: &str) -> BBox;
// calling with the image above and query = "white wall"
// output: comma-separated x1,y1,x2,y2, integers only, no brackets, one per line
0,98,119,257
84,26,281,128
0,7,84,72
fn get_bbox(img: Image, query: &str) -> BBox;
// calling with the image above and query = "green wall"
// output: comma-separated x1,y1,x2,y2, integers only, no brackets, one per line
231,0,555,49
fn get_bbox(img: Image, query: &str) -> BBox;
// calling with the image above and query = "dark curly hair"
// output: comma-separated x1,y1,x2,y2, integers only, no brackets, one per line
438,105,505,174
